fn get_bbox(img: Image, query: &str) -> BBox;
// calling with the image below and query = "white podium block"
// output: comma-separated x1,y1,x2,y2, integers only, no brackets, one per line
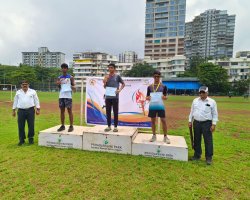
83,125,138,154
39,125,91,149
132,134,188,161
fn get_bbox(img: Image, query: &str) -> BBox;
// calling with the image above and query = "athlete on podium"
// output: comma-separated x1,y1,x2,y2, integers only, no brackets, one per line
146,70,170,144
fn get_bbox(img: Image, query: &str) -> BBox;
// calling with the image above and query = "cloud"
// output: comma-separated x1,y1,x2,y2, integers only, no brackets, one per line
0,1,39,63
0,0,249,65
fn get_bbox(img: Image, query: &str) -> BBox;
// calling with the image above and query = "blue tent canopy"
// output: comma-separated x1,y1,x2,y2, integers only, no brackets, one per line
162,78,201,90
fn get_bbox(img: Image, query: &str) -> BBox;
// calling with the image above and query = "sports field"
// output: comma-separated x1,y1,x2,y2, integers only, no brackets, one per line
0,91,249,199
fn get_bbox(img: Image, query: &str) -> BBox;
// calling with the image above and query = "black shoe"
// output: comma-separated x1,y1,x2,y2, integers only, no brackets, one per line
29,139,34,145
206,158,212,165
191,156,200,161
18,141,24,146
57,125,65,132
68,125,74,132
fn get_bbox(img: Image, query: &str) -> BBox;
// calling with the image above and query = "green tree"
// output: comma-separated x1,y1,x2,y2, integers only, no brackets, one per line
178,56,206,77
189,56,206,76
232,79,250,96
123,63,155,77
197,63,230,93
10,65,37,85
0,65,18,84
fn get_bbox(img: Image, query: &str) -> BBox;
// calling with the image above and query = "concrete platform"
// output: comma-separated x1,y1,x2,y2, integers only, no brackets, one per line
38,125,93,149
132,134,188,161
82,125,138,154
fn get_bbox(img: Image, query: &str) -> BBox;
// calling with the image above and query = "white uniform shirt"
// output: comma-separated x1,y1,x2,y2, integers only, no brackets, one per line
13,88,40,109
189,97,218,125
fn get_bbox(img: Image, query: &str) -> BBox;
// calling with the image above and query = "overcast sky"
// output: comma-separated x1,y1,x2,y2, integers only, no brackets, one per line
0,0,249,65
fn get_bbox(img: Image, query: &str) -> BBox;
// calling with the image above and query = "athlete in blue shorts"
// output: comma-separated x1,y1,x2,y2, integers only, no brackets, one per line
56,63,76,132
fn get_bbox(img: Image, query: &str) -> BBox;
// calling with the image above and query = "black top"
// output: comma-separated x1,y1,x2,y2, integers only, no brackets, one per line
105,74,124,99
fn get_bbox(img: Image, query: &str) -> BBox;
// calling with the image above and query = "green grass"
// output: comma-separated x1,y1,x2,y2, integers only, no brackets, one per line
0,92,249,199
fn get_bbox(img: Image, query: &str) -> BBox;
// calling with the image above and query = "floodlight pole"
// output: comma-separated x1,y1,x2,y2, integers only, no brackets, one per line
80,79,84,126
11,84,12,101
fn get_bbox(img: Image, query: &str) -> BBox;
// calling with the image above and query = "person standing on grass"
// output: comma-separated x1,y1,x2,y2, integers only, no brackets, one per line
56,63,76,132
103,63,125,132
12,80,40,146
146,70,170,144
188,86,218,165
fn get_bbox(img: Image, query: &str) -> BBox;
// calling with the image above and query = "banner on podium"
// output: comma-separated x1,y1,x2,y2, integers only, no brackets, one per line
85,77,153,127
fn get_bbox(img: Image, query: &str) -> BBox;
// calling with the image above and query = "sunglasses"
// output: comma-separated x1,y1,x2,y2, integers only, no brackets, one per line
199,91,205,94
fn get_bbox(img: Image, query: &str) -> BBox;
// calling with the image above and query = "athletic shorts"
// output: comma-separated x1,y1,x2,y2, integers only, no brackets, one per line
59,98,72,109
148,110,166,118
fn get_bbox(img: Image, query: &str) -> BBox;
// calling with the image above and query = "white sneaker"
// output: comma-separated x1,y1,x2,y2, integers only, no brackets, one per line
150,134,157,142
163,136,170,144
104,126,111,132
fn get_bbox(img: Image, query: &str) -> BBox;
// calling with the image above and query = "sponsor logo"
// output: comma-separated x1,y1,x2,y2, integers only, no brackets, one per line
157,146,161,155
104,136,109,145
58,135,62,143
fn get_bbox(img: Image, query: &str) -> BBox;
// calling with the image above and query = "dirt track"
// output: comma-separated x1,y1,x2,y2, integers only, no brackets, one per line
2,100,249,130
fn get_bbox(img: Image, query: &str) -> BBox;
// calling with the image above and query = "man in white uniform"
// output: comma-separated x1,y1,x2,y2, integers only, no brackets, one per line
12,80,40,146
188,86,218,165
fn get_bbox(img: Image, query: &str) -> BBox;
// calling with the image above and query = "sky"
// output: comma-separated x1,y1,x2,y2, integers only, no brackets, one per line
0,0,249,65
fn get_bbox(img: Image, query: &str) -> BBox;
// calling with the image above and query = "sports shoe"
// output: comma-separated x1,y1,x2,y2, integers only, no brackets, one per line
57,125,65,132
113,127,118,132
206,157,212,165
18,141,25,146
191,156,200,161
104,126,111,132
68,125,74,132
29,138,34,145
149,134,157,142
163,136,170,144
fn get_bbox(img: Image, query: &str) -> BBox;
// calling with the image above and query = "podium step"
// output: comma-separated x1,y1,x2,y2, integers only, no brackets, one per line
38,125,91,149
83,125,138,154
38,126,189,162
132,134,188,161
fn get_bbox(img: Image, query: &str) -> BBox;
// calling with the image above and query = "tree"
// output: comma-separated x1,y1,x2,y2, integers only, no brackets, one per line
123,63,155,77
0,65,18,84
10,65,37,85
232,79,250,96
197,63,230,93
189,56,206,76
179,56,206,77
0,64,74,91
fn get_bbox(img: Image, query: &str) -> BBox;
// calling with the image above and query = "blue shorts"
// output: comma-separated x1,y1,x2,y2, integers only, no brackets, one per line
59,98,72,109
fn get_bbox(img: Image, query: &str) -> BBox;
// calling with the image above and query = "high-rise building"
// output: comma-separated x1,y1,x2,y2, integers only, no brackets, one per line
185,9,236,60
73,52,133,89
119,51,138,63
22,47,65,67
144,0,186,60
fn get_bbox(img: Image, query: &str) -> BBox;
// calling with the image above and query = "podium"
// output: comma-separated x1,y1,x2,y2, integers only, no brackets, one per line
132,134,188,161
39,125,91,149
38,125,188,162
82,125,138,154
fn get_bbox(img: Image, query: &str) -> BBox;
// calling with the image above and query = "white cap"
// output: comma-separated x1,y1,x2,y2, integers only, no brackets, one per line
199,86,208,93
